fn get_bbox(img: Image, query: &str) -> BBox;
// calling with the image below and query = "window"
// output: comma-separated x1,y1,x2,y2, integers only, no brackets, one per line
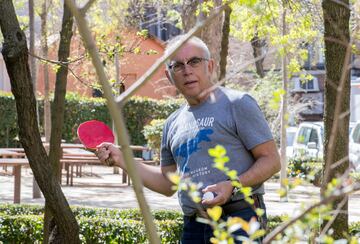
309,128,319,145
292,76,320,92
352,124,360,143
297,127,312,145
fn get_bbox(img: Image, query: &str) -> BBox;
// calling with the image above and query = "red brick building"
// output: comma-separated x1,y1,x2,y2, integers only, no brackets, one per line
1,29,177,100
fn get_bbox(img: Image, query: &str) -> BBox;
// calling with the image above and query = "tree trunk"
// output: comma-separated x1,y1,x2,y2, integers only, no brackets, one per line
40,0,51,142
0,1,80,243
251,32,266,78
219,5,231,81
44,2,75,243
279,7,288,202
29,0,42,199
322,0,350,239
29,0,37,94
181,0,225,80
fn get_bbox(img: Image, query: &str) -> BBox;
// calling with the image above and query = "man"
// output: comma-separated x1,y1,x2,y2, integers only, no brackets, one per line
96,35,280,243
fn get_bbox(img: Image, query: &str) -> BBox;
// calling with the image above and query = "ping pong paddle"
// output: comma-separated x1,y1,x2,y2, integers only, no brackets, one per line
77,120,116,166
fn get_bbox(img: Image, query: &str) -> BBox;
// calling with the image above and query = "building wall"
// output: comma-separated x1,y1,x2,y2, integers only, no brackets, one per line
0,55,11,93
0,29,176,100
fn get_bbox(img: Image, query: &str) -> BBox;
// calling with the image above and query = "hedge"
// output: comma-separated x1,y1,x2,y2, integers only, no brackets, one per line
0,92,182,148
0,204,183,221
0,204,183,243
0,204,359,243
0,214,182,243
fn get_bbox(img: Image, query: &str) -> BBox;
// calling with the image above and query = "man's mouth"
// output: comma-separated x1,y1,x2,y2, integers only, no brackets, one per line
184,80,197,86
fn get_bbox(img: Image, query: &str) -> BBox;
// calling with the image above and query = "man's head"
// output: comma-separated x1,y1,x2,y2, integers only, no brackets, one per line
165,35,214,105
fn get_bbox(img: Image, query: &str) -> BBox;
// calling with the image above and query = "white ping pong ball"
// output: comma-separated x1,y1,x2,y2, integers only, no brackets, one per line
202,192,214,201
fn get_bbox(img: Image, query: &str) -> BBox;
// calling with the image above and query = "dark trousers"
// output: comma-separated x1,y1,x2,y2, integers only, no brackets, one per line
181,198,267,244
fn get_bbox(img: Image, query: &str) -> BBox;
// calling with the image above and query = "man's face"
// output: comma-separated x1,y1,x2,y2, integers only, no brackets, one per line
166,42,214,105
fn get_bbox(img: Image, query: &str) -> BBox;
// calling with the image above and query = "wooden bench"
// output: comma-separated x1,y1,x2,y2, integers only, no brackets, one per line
0,158,29,203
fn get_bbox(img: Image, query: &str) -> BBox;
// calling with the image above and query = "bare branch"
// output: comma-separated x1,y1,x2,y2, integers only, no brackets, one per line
319,196,347,237
28,51,86,65
80,0,97,15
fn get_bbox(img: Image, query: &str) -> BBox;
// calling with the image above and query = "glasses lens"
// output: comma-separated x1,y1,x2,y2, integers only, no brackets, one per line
188,57,202,67
172,63,184,73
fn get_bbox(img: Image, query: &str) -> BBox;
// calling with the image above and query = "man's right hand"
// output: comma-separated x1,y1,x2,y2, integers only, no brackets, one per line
96,143,125,168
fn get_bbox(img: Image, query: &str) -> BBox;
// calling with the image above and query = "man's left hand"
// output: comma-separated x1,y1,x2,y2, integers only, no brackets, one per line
201,180,234,207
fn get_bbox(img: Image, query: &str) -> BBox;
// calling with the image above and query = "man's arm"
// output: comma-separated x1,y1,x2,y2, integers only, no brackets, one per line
238,140,281,187
96,143,177,196
202,140,280,206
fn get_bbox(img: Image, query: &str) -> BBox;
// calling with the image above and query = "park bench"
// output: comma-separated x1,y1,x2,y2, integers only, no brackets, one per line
0,144,156,202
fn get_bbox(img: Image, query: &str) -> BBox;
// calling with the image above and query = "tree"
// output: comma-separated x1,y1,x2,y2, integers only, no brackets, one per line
28,0,42,200
40,0,52,142
321,0,351,239
181,0,229,81
0,1,80,243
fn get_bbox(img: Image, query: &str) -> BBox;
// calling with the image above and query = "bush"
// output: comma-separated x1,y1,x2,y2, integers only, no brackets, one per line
143,119,166,162
0,204,358,243
0,93,182,148
0,214,43,243
0,204,183,221
0,92,21,148
287,157,323,186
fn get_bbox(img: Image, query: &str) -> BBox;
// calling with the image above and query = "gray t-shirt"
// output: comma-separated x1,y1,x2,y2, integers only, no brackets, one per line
161,87,273,216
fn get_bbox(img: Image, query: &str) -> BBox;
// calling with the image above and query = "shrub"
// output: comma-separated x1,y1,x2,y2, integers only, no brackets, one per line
143,119,166,162
0,93,182,148
0,213,182,243
0,214,43,243
0,92,21,148
287,157,323,186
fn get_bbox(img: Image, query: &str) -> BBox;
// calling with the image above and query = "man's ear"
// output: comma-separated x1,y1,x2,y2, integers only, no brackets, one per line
165,69,175,84
207,59,215,74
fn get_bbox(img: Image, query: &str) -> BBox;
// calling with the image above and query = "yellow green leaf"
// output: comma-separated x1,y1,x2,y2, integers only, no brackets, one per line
167,173,180,185
207,206,223,221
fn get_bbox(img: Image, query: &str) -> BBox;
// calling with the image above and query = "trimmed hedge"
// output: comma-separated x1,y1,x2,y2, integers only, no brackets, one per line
0,204,183,221
0,214,182,243
0,92,182,147
1,204,359,243
0,205,183,243
0,92,21,148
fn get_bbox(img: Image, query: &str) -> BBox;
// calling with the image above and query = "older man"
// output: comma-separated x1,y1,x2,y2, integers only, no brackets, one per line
96,35,280,243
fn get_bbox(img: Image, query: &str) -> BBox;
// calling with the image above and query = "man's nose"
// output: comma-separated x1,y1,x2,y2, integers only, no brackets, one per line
182,64,193,75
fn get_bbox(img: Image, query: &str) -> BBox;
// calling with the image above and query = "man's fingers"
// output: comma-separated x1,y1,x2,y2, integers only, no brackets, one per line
202,194,223,206
203,184,216,193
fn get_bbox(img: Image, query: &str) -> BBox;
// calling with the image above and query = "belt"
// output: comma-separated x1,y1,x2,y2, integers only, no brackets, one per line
187,195,263,220
221,198,252,216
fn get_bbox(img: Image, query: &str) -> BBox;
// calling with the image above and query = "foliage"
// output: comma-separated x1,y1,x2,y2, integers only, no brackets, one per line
0,92,21,148
0,214,43,243
143,119,166,161
0,93,181,147
0,205,183,243
1,203,358,242
287,157,323,186
0,203,298,243
230,0,319,76
0,204,183,221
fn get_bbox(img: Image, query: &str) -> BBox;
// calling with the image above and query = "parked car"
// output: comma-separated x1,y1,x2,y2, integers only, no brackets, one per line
292,121,360,170
349,121,360,170
285,126,298,158
292,122,324,159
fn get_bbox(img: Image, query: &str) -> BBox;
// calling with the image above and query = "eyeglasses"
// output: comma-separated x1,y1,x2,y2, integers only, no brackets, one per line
168,57,208,73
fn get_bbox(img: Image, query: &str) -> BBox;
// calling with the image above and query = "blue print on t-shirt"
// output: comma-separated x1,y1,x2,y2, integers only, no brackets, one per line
175,128,213,173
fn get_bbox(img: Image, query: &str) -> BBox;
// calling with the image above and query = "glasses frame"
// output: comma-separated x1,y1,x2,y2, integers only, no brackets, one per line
168,57,209,73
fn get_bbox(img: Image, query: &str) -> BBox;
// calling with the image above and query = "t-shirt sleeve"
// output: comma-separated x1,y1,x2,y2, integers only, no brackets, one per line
232,94,273,150
160,119,176,166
